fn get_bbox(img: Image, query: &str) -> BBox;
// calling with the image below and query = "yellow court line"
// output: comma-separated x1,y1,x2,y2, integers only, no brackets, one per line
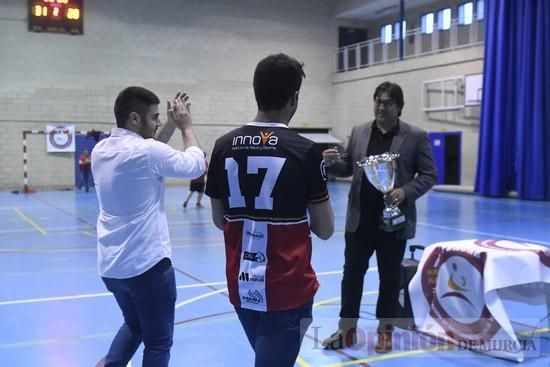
324,344,454,367
518,327,550,337
13,208,47,235
296,356,313,367
311,290,456,367
299,291,379,367
322,326,550,367
81,231,96,237
313,291,379,309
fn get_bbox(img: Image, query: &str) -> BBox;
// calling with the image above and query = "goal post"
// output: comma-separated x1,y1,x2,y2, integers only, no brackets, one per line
21,129,108,193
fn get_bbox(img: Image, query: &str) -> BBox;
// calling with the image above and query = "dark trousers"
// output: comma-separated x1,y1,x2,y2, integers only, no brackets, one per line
235,301,313,367
339,229,406,330
102,258,176,367
79,170,90,192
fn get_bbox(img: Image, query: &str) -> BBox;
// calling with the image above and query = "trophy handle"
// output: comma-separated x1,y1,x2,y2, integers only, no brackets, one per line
389,160,397,191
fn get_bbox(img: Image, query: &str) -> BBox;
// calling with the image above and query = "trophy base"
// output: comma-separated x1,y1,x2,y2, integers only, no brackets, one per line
379,213,407,232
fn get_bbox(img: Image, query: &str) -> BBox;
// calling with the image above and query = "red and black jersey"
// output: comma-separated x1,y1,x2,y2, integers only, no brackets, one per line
206,122,329,311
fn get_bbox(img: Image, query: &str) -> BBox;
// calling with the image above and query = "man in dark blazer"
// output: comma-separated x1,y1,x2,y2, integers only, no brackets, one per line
321,81,437,353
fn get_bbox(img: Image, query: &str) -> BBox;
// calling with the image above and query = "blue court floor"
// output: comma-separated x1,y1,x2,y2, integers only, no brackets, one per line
0,181,549,366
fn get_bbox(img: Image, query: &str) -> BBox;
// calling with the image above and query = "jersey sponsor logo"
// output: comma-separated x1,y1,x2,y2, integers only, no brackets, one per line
246,230,264,240
243,251,266,263
238,272,265,282
260,131,274,144
242,289,264,304
232,130,279,148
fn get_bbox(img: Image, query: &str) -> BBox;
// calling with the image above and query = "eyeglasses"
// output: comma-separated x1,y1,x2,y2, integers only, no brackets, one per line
374,98,395,107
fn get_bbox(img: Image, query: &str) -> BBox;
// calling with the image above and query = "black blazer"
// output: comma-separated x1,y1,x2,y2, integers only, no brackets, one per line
327,120,437,239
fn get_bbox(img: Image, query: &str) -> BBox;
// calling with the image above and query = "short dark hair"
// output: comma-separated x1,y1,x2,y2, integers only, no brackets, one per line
253,53,305,111
373,81,405,116
114,86,160,128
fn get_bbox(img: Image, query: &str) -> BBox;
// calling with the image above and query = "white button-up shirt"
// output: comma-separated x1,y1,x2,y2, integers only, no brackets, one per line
92,128,205,278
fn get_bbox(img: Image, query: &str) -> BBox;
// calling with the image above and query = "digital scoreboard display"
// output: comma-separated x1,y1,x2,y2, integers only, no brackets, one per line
28,0,83,35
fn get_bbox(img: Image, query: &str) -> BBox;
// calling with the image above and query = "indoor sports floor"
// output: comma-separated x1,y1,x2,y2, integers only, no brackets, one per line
0,181,549,366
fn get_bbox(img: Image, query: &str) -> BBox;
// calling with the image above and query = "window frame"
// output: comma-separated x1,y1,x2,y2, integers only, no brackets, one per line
393,20,407,40
476,0,484,21
421,12,435,34
458,1,474,26
437,7,452,30
380,23,393,44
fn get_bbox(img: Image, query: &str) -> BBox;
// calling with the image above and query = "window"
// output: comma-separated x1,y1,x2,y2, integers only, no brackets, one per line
393,20,407,40
380,24,392,44
421,13,434,34
476,0,484,20
437,8,451,30
458,2,473,25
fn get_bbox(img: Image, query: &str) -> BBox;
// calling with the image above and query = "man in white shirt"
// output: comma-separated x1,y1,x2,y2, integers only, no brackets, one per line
93,86,205,367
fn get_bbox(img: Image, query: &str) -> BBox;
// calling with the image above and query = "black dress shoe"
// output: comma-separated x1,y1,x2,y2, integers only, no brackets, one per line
321,328,358,350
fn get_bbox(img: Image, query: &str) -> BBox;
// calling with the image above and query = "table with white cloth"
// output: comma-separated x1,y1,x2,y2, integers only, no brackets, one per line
409,239,550,362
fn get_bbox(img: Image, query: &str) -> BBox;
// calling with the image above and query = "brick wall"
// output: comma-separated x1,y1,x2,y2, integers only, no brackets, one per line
0,0,335,188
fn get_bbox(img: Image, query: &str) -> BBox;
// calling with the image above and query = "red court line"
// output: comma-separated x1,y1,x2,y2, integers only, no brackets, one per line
174,266,229,298
303,333,371,367
175,310,235,326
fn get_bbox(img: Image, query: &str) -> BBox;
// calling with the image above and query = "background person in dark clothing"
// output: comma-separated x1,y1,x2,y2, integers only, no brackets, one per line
321,81,437,353
78,149,92,192
183,155,207,208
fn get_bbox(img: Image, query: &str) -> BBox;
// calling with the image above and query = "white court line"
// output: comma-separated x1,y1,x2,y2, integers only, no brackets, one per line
172,270,382,310
0,281,228,306
417,222,550,246
0,226,87,235
175,288,228,309
0,270,359,307
316,268,377,276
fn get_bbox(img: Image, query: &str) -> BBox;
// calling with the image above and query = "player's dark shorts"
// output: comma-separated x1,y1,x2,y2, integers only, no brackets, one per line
190,182,205,193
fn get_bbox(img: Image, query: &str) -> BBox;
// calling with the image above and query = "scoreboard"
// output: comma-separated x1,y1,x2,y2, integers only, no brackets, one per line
28,0,83,35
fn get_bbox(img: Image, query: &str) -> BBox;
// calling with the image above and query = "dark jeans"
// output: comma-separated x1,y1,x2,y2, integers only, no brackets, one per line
235,301,313,367
339,229,406,330
102,258,176,367
79,170,91,192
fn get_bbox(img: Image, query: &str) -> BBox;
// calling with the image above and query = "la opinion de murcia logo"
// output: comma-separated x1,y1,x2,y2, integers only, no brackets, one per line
232,130,278,146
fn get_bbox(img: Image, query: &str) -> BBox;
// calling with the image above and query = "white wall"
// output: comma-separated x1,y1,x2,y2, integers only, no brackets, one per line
332,46,484,186
0,0,335,188
0,0,484,189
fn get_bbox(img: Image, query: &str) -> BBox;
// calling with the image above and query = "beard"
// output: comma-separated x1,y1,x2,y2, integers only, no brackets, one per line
137,115,155,139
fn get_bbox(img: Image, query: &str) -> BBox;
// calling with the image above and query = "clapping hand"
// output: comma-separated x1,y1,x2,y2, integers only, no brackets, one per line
167,92,192,131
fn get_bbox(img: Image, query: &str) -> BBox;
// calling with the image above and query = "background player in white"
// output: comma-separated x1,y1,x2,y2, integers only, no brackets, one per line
206,53,334,367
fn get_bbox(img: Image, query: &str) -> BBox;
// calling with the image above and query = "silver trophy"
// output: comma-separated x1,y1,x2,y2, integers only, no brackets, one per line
357,152,406,232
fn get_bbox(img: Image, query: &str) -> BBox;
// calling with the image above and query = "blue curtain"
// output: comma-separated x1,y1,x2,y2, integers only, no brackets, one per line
475,0,550,200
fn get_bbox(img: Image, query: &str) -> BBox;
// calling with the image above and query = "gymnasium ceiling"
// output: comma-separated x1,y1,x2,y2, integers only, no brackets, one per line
333,0,440,20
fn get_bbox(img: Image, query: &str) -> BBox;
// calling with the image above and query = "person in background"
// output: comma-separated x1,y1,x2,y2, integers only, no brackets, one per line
321,81,437,353
78,149,92,192
183,154,208,208
93,86,205,367
206,53,334,367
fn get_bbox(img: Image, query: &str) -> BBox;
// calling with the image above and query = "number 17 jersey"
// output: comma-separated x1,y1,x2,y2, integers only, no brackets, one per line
205,122,329,311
